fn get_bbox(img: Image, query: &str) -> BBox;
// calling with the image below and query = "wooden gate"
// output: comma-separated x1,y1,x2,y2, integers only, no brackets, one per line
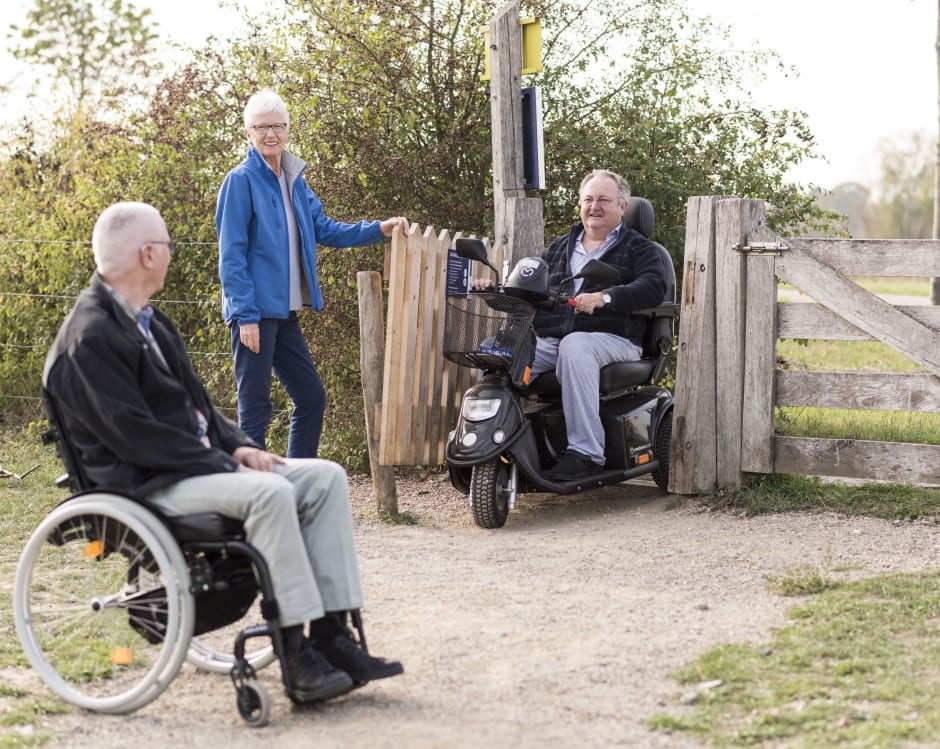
671,196,940,493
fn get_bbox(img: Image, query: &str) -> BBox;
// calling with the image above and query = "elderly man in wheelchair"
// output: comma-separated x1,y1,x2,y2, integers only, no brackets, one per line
14,201,401,725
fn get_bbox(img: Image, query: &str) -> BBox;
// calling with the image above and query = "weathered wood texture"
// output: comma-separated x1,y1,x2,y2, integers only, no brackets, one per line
488,0,543,266
675,196,940,490
774,436,940,486
357,270,397,512
377,226,480,465
778,303,940,340
671,196,722,494
776,240,940,378
775,371,940,411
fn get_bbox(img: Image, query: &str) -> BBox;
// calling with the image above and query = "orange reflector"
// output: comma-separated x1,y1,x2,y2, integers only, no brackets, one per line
84,540,105,558
110,648,133,666
522,366,531,385
637,453,651,465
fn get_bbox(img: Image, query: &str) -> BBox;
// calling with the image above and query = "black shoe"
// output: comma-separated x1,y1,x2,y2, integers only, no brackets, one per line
315,630,404,684
284,642,355,703
548,450,603,480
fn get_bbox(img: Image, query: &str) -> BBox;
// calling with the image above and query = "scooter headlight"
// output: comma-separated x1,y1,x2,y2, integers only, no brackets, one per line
461,397,501,422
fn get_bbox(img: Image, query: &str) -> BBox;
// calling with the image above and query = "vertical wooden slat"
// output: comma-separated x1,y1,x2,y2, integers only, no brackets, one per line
378,229,403,464
741,204,778,474
713,199,750,489
411,226,439,464
393,230,423,463
425,230,451,464
671,196,722,494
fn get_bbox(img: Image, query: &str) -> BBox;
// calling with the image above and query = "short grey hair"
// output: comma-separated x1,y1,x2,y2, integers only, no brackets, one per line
243,89,290,130
92,202,163,277
579,169,631,204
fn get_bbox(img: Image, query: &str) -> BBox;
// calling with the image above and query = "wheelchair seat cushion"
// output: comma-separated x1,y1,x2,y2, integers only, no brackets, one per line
525,358,657,396
164,512,246,543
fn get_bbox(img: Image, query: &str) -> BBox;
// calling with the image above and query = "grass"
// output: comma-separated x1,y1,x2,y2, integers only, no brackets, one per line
779,276,930,299
650,571,940,747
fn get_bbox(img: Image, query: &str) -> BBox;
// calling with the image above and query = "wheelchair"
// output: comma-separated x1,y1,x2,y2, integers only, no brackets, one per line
13,390,369,726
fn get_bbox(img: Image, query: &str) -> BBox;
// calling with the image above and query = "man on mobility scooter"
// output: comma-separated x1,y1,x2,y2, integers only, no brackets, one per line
43,201,402,704
473,169,668,480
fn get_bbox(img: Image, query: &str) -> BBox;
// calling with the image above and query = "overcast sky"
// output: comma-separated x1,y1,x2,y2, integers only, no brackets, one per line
3,0,936,191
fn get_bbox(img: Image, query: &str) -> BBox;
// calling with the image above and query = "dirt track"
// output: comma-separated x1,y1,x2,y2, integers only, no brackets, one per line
11,473,940,748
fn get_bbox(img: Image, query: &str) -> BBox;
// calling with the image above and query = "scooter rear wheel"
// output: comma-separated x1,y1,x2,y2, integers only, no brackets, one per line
651,409,672,491
470,459,511,529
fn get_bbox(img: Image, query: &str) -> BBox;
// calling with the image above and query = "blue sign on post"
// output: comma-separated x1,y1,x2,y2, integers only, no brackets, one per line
522,86,545,191
446,249,471,297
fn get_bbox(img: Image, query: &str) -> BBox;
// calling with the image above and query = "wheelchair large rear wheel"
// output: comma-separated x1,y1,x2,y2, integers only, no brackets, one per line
13,494,195,714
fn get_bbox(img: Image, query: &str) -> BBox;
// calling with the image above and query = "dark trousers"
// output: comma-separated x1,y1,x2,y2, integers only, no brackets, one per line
230,312,326,458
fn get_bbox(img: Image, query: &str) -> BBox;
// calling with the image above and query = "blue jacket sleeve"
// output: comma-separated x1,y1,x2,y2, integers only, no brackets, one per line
217,171,261,325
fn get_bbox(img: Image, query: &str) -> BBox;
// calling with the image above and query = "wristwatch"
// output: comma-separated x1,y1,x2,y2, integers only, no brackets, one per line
602,293,612,305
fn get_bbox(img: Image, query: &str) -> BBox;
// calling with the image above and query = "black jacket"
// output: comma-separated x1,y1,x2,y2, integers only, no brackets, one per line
42,272,257,497
533,220,668,344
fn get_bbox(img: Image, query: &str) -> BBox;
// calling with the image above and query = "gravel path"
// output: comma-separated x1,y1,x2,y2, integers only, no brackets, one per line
11,473,940,748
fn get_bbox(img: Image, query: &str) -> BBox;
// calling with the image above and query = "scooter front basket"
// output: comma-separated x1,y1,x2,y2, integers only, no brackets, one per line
443,293,536,371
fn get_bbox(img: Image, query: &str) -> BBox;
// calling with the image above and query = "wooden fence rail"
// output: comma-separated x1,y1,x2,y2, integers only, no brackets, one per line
671,196,940,493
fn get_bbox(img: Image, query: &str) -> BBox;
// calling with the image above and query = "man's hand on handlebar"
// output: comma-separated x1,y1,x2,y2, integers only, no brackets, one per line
572,292,608,315
470,278,496,291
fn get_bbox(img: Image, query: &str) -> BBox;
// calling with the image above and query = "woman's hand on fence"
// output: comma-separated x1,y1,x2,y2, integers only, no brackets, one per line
380,217,410,237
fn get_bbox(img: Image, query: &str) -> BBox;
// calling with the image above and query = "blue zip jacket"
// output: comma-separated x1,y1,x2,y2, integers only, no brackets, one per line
216,146,384,324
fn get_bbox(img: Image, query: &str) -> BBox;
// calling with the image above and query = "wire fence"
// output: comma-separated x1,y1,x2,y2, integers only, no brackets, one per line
0,236,285,418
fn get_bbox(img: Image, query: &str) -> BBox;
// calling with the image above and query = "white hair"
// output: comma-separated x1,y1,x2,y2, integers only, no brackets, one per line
92,202,163,277
243,89,290,130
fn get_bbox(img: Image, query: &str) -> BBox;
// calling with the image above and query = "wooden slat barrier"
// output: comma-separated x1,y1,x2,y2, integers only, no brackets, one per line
376,226,499,466
672,196,940,492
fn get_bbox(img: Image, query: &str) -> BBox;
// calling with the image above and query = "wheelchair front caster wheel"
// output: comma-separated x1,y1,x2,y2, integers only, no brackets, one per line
236,678,271,727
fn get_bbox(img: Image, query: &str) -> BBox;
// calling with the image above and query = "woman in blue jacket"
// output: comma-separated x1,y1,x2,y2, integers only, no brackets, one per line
217,89,408,458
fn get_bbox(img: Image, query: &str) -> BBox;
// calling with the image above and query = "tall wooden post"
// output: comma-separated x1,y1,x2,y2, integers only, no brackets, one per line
488,0,543,268
357,270,398,514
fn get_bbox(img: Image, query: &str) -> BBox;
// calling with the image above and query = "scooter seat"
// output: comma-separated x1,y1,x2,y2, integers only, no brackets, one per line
525,358,656,397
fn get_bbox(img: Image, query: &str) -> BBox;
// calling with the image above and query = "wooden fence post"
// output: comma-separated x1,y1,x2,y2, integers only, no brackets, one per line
357,270,397,514
488,0,543,267
670,196,722,494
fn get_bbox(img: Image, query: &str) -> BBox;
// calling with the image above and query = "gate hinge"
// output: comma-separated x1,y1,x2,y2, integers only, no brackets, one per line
732,242,789,255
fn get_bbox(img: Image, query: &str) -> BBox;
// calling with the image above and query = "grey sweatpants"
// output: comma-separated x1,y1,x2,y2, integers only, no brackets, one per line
147,459,363,627
532,332,642,464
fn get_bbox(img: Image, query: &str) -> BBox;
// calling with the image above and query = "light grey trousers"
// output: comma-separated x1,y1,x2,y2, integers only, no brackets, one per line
531,332,642,464
147,459,363,627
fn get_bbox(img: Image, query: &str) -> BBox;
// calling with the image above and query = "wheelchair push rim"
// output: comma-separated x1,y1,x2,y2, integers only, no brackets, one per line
13,494,195,714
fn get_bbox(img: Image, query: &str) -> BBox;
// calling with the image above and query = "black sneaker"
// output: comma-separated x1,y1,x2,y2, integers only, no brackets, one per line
315,631,404,684
548,450,603,480
284,642,355,703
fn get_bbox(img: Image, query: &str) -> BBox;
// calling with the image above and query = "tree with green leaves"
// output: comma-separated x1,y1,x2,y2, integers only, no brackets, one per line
0,0,843,465
7,0,159,103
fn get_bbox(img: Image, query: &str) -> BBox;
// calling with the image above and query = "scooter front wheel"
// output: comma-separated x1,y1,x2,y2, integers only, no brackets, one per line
470,459,511,529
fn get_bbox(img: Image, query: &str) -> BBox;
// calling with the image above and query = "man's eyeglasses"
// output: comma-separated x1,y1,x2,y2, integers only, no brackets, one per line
580,197,614,207
141,240,177,255
251,123,287,134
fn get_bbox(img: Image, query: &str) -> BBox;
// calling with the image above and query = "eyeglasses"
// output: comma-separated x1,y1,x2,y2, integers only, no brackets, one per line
251,123,287,134
580,197,615,207
141,240,177,255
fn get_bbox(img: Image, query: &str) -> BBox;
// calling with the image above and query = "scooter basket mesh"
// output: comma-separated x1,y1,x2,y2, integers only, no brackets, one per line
443,293,536,370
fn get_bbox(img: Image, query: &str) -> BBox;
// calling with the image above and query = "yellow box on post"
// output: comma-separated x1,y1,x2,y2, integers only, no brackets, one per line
481,17,542,81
